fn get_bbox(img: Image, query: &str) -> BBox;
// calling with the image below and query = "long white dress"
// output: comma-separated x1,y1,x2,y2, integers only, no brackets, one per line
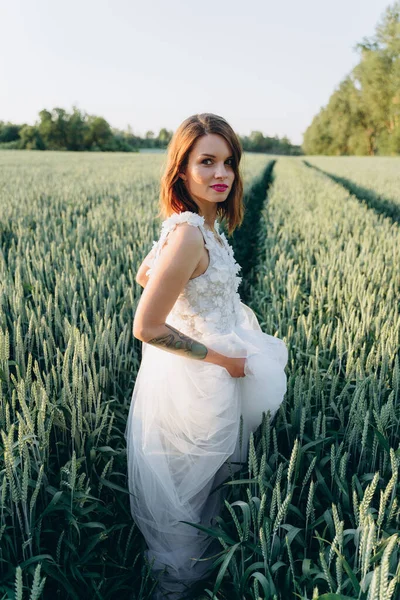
125,211,288,599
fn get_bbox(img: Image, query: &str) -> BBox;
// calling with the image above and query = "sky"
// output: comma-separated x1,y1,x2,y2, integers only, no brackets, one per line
0,0,392,146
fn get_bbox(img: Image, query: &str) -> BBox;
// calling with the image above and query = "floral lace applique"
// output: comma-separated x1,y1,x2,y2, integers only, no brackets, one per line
144,211,243,337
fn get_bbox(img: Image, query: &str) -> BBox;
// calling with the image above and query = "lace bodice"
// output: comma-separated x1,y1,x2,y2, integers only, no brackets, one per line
145,211,243,338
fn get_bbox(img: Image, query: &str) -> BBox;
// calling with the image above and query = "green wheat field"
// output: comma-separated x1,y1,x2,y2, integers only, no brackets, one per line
0,150,399,600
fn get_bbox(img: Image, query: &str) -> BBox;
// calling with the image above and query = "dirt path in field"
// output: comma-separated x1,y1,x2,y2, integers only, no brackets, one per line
230,159,276,302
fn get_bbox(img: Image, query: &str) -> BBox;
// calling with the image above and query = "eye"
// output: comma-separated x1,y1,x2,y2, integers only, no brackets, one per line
201,158,234,166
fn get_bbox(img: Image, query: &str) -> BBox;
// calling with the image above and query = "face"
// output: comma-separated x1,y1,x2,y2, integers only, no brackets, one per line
179,133,235,211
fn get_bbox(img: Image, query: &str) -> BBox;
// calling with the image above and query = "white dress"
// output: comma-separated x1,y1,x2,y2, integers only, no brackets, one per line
125,211,288,599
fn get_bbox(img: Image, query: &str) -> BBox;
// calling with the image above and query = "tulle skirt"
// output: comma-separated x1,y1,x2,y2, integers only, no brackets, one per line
124,302,288,599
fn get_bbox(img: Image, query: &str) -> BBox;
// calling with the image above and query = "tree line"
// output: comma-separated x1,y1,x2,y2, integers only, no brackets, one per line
303,2,400,156
0,108,302,155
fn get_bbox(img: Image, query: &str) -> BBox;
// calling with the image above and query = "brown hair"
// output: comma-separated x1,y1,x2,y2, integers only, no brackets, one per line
158,113,244,235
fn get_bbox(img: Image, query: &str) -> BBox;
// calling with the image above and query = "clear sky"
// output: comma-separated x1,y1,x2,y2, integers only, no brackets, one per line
0,0,392,145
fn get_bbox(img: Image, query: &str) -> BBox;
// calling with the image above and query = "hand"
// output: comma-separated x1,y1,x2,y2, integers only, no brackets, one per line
224,356,247,378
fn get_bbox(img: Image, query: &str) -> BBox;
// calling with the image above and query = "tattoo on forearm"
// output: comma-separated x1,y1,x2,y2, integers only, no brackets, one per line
147,324,208,359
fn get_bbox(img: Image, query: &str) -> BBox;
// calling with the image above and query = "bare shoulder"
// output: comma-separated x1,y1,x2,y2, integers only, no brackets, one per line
149,221,205,282
162,220,204,251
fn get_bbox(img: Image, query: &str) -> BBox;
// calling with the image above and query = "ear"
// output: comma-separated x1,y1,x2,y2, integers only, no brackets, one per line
178,170,187,181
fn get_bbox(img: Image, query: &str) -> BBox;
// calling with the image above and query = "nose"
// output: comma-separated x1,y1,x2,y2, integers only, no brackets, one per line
214,162,228,179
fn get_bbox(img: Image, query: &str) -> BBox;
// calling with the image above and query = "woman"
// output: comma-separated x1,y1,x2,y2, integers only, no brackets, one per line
125,113,288,599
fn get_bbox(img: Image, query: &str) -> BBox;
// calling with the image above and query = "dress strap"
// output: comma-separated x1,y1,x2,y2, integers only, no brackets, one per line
161,211,206,234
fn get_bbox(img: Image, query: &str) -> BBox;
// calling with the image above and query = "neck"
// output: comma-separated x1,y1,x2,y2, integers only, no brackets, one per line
197,206,218,230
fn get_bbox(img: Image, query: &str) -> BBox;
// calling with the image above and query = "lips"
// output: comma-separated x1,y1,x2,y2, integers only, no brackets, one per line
211,185,228,191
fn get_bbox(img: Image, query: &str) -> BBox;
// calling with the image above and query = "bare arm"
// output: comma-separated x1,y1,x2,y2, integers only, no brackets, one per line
135,246,156,288
133,223,235,371
136,273,149,289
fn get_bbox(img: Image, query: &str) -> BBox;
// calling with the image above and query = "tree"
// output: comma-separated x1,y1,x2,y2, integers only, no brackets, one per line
66,106,89,151
158,128,172,145
302,1,400,155
85,116,113,150
0,121,21,143
19,125,45,150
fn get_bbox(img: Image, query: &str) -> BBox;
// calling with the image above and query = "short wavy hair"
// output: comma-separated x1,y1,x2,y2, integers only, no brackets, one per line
158,113,244,235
